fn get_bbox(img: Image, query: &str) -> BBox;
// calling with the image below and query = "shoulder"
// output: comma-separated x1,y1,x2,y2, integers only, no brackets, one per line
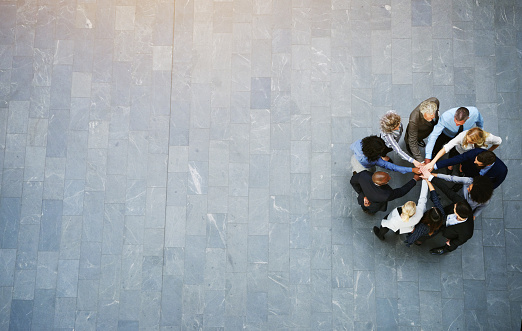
461,148,484,158
441,108,457,119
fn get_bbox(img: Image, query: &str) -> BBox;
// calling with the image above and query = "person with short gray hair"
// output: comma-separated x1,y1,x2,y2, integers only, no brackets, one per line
405,97,440,162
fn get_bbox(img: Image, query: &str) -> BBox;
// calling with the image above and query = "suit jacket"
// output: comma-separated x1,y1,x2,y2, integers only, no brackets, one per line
435,148,508,189
441,218,474,252
405,97,440,162
431,177,473,252
350,171,417,213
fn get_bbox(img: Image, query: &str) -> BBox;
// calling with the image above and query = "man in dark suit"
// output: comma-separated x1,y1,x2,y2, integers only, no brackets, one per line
350,171,420,215
405,97,440,162
427,178,474,255
433,149,507,189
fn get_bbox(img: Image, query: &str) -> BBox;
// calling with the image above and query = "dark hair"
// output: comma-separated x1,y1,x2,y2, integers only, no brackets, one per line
455,200,473,219
361,136,386,162
470,176,493,204
477,150,496,166
421,207,443,235
455,107,470,121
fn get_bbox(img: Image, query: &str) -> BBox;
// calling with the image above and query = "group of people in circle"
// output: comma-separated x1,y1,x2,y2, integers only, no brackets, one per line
349,98,507,255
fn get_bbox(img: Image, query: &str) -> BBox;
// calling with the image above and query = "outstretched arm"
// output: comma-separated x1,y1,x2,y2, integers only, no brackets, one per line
425,121,445,160
425,148,446,171
375,158,415,174
434,173,474,186
381,132,416,164
388,178,418,201
431,177,465,204
425,180,446,219
415,180,429,216
435,149,478,171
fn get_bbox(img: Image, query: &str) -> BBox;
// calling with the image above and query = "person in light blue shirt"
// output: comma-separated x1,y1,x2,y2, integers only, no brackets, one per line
424,107,484,163
350,136,419,175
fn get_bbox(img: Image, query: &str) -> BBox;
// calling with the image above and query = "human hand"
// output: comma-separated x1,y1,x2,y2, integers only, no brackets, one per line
413,160,422,168
420,167,432,179
422,162,435,172
413,174,421,181
424,158,431,165
412,167,421,174
363,197,371,207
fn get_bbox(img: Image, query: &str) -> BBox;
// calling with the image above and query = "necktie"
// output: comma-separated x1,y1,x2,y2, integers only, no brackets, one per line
457,124,463,135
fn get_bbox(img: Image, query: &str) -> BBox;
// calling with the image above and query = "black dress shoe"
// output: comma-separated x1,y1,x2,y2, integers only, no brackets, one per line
430,247,445,255
373,226,385,240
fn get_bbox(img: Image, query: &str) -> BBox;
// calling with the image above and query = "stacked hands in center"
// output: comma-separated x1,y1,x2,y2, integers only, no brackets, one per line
350,98,507,255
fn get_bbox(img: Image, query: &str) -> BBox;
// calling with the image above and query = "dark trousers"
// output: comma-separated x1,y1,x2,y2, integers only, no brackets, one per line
432,132,459,160
375,226,399,239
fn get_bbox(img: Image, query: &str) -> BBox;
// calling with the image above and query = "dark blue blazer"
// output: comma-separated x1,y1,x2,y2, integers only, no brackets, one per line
435,148,508,189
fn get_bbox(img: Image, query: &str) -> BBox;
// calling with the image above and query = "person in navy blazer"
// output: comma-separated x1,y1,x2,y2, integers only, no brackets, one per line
432,148,507,189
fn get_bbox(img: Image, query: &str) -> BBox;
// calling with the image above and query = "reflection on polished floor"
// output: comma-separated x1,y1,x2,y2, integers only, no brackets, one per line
0,0,521,329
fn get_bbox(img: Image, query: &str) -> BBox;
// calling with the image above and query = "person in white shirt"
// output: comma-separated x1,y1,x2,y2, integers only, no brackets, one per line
373,180,428,240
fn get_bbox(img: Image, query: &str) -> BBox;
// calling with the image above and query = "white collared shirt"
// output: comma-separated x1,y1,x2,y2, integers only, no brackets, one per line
446,214,467,226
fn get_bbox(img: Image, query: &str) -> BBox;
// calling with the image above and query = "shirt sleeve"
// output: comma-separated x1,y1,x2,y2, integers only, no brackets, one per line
475,110,484,128
472,200,490,218
375,158,412,174
383,133,415,163
416,180,429,216
425,120,446,159
435,173,474,186
486,133,502,147
443,131,466,153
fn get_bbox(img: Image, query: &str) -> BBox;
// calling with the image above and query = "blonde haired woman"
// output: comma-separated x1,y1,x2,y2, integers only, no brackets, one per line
424,127,502,171
379,110,423,168
373,180,429,240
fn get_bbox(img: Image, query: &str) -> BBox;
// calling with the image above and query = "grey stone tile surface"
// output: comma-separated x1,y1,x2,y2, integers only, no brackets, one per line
0,0,521,329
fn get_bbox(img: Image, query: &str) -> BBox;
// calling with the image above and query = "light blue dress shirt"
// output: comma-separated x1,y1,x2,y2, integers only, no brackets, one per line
350,139,412,174
425,106,484,159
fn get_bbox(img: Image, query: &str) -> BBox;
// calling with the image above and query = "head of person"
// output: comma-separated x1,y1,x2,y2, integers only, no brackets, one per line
474,150,496,168
468,176,494,204
421,207,443,235
361,135,387,162
400,201,417,222
454,200,473,220
463,127,488,148
380,111,402,134
420,100,438,122
372,171,391,186
454,107,470,126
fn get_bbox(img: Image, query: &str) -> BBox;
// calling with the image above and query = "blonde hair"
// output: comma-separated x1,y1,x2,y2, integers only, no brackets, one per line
400,201,416,222
462,127,489,148
380,110,402,133
419,100,437,116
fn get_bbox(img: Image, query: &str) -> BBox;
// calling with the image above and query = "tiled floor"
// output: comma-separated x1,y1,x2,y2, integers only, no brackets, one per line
0,0,521,330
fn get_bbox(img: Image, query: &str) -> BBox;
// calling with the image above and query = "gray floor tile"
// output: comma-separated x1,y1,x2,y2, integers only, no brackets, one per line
0,1,521,329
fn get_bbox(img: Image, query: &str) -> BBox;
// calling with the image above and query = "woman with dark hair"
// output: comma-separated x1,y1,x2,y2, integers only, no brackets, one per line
350,135,420,175
427,173,493,220
405,178,445,247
